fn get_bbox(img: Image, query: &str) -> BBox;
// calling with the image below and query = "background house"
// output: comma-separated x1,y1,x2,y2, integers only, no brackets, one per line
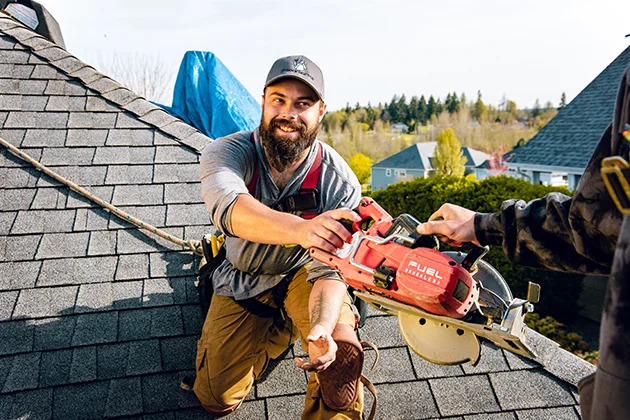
371,141,489,191
490,44,630,189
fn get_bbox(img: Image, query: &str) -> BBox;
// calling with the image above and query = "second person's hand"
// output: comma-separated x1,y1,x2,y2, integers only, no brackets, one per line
416,203,480,246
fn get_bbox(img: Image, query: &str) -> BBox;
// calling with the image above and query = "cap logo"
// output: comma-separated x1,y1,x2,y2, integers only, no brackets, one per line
293,58,307,72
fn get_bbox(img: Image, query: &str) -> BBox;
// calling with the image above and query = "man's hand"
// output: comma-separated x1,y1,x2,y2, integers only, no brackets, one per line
416,203,480,247
296,208,361,253
295,324,338,372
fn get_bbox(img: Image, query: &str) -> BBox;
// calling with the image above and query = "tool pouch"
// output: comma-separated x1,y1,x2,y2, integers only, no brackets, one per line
197,229,226,316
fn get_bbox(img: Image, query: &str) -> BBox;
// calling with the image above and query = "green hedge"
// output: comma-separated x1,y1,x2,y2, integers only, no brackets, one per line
371,175,583,323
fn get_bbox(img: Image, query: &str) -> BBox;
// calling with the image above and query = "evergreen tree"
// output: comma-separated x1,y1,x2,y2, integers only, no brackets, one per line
559,92,567,109
447,91,459,113
427,96,437,120
418,95,428,124
432,128,467,177
396,94,407,123
531,99,542,118
408,96,419,124
472,90,488,122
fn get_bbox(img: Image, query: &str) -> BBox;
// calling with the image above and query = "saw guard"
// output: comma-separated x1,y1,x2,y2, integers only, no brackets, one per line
356,290,537,365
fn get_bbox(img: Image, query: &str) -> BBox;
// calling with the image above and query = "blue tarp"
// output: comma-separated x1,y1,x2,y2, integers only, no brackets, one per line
159,51,261,140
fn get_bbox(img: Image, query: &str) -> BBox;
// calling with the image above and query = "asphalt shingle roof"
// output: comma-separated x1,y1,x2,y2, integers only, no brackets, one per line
507,45,630,169
373,142,489,170
0,14,595,420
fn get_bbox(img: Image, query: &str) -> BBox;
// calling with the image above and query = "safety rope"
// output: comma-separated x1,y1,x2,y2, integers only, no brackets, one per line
0,136,204,257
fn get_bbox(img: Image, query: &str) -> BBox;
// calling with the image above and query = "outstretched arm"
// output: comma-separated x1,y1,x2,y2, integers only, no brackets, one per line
295,278,347,372
417,203,479,247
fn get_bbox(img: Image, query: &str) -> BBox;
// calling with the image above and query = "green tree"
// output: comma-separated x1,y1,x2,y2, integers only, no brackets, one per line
432,128,467,177
472,90,488,122
559,92,567,109
348,153,373,184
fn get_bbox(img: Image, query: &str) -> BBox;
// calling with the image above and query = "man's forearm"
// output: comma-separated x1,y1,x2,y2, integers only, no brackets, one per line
230,194,306,245
309,279,346,333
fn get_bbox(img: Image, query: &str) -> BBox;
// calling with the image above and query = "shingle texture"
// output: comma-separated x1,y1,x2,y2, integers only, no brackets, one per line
507,45,630,168
0,14,598,420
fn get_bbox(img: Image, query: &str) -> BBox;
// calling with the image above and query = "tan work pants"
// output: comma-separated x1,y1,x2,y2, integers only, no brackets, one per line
193,265,363,419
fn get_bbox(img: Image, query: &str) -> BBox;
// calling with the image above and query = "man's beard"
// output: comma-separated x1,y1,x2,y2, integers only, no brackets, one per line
260,116,319,172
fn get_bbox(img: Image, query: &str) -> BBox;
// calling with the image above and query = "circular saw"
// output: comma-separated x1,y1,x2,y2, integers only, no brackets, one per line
311,197,540,366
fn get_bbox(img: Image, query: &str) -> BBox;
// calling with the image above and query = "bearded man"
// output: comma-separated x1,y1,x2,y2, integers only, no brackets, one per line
196,55,371,419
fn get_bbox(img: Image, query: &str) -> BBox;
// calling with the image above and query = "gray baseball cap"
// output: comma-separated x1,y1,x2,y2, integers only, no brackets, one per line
264,55,325,101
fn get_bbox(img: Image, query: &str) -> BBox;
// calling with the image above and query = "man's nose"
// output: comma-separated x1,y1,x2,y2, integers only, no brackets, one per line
279,103,299,119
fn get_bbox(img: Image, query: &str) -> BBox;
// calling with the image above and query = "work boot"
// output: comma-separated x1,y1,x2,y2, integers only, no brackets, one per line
317,323,378,419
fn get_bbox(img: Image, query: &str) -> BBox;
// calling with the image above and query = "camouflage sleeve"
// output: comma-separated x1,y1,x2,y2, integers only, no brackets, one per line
474,124,622,275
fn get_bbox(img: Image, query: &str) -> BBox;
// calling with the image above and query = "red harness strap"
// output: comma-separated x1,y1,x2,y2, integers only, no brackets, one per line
247,133,322,219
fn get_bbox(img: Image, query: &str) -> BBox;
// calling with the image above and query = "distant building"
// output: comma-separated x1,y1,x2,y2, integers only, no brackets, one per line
390,122,408,133
497,44,630,189
371,142,489,191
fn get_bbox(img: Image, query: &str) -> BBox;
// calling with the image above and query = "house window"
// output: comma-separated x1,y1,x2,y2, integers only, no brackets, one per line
394,169,400,176
400,169,406,176
385,169,391,176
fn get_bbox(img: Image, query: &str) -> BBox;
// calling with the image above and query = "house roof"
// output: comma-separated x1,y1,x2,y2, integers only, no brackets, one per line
506,44,630,169
372,141,490,170
0,14,594,419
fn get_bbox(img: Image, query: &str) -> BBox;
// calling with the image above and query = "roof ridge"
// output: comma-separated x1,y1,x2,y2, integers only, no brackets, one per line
0,14,210,154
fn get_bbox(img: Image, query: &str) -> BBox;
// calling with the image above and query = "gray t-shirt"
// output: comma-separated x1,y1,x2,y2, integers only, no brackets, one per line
200,129,361,300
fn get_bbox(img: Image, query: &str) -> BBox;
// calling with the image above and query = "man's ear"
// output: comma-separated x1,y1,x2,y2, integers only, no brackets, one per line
318,102,327,122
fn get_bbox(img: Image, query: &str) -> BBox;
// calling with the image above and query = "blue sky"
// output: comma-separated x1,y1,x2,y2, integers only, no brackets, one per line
45,0,629,111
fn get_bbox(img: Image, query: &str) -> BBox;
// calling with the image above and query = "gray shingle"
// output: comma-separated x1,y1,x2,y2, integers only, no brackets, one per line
169,276,194,305
106,128,153,146
370,381,439,419
69,66,102,85
266,395,304,420
52,382,108,420
0,166,37,188
102,88,138,107
166,203,211,226
149,251,195,278
86,76,121,94
159,121,198,140
19,79,46,94
0,49,29,64
11,209,75,234
0,78,18,92
256,358,307,398
0,127,26,146
180,131,211,151
123,98,161,116
45,96,86,111
0,291,17,320
465,413,515,419
154,163,200,183
22,128,66,147
66,186,113,209
142,372,180,413
127,339,162,375
53,56,85,74
0,320,33,355
4,111,68,128
150,306,184,337
112,184,163,206
182,305,204,335
2,352,40,392
153,131,179,146
32,316,75,351
0,93,22,109
0,188,35,210
490,369,575,410
142,278,175,307
72,311,118,346
51,165,107,186
118,309,152,341
9,388,53,420
96,342,128,379
116,228,163,254
105,164,154,184
112,280,143,309
0,212,15,235
67,111,117,128
39,349,72,387
45,80,87,96
115,253,149,280
35,232,89,258
105,377,143,417
503,350,538,371
430,375,500,416
164,183,202,204
69,346,97,383
87,230,117,256
39,147,94,165
140,109,178,128
369,347,416,383
75,283,115,313
31,187,64,209
155,146,199,163
161,336,196,371
37,256,117,286
12,286,78,319
85,96,118,112
30,64,69,79
22,97,48,112
461,344,510,374
360,315,407,348
516,406,580,419
93,145,155,164
11,64,34,78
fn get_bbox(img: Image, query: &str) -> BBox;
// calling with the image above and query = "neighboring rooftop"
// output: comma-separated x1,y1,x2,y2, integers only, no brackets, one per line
0,13,595,420
506,44,630,170
373,141,489,171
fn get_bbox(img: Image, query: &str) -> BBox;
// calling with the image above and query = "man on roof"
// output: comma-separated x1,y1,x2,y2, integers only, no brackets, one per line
196,55,370,419
417,65,630,420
